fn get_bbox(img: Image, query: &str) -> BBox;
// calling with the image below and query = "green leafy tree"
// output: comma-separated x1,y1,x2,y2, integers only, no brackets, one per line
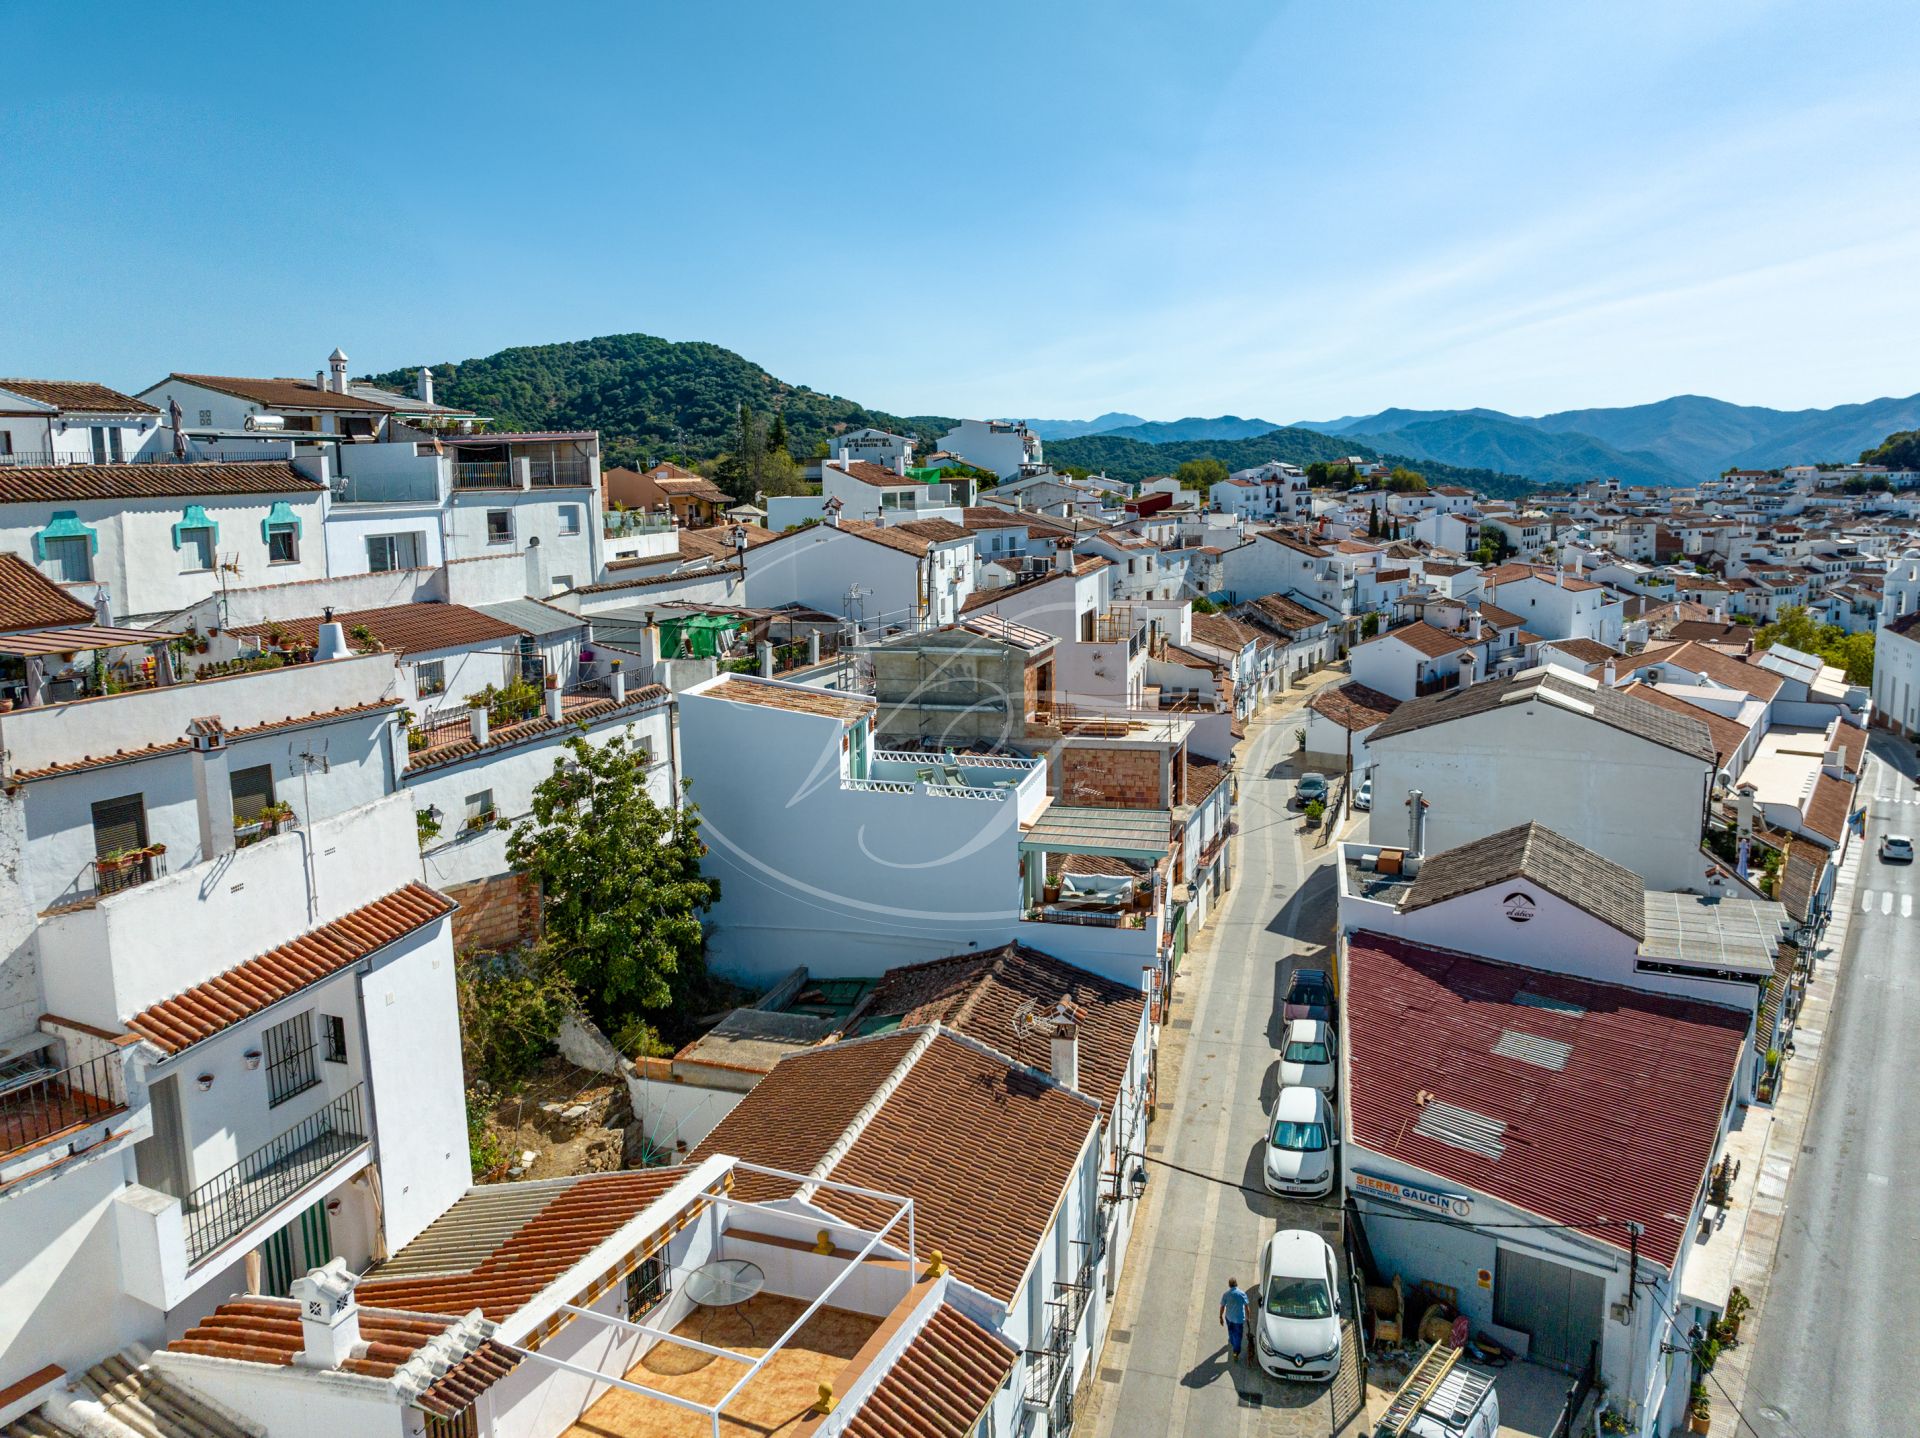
1367,502,1381,539
1174,456,1229,491
506,731,720,1019
1752,604,1875,684
1385,466,1428,493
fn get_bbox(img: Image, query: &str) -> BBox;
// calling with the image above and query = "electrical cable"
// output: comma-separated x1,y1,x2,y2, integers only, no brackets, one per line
1641,1281,1770,1438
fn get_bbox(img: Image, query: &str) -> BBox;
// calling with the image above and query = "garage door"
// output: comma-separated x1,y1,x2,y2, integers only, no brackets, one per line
1494,1248,1605,1373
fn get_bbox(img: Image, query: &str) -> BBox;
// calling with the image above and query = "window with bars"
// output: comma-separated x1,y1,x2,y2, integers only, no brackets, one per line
626,1255,670,1318
323,1014,348,1064
231,764,275,823
263,1010,320,1107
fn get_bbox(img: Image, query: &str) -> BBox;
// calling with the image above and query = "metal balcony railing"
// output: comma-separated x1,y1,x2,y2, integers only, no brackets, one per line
528,456,592,487
93,846,165,897
184,1083,366,1264
1023,1300,1074,1408
453,462,512,488
0,450,76,467
0,1050,125,1158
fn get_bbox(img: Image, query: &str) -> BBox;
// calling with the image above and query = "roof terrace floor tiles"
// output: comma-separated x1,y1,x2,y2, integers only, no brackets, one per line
560,1294,877,1438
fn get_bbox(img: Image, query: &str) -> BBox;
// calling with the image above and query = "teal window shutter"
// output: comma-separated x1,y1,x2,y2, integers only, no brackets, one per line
260,500,303,543
33,510,99,561
171,503,220,551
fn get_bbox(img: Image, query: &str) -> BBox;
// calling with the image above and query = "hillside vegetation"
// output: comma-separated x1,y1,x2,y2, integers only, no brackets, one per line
366,332,952,468
1047,428,1540,499
1863,429,1920,470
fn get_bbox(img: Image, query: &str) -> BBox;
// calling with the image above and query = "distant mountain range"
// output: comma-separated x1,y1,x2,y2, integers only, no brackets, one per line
1293,393,1920,485
1025,414,1279,443
1043,428,1544,501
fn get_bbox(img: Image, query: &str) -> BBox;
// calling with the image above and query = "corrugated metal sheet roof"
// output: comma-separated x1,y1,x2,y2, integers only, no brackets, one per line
1345,932,1748,1269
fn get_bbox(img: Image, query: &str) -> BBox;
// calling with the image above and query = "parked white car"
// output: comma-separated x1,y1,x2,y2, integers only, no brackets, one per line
1881,833,1913,863
1254,1229,1343,1381
1264,1085,1336,1198
1354,776,1372,811
1279,1017,1337,1095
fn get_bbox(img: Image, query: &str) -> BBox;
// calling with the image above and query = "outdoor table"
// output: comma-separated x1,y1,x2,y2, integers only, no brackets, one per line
684,1258,766,1342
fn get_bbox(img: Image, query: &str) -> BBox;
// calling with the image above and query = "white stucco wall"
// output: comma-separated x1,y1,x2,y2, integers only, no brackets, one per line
1366,703,1711,892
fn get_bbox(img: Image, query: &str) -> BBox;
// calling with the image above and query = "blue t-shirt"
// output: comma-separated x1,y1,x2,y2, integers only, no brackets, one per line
1221,1287,1250,1323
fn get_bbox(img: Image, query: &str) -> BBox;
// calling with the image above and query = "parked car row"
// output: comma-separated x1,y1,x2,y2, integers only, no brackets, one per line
1257,962,1344,1383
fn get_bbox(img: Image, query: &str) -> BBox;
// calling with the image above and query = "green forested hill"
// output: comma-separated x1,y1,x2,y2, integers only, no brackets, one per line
365,332,952,467
1046,428,1540,498
1863,429,1920,469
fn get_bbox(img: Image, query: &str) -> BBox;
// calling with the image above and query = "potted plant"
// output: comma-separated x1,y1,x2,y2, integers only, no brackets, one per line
466,807,497,833
1598,1408,1630,1435
416,808,442,851
1688,1382,1711,1433
1722,1286,1751,1342
242,1049,262,1070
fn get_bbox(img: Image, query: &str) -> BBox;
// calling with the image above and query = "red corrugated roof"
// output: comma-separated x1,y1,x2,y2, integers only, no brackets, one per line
1344,932,1747,1269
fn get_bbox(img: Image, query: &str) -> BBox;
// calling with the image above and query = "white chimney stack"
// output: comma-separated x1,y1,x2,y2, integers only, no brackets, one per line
315,607,351,662
1049,1011,1079,1090
1603,658,1617,686
328,347,350,395
545,673,563,722
290,1259,361,1370
417,367,434,405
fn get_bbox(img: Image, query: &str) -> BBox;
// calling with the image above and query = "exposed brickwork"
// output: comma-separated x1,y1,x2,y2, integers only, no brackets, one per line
447,872,541,953
1058,745,1163,808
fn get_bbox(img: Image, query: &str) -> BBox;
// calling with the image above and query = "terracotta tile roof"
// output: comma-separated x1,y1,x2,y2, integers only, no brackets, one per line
0,379,157,413
1831,721,1866,775
166,1298,520,1417
169,373,396,412
1308,680,1400,732
960,569,1070,613
675,525,774,563
0,554,98,631
1374,620,1478,660
1045,851,1151,880
406,687,672,771
835,460,918,488
689,1033,925,1200
10,697,401,783
840,519,971,556
1476,601,1526,630
1541,637,1619,664
818,1033,1098,1302
698,674,873,724
1074,556,1110,577
1188,612,1265,653
695,1030,1099,1301
1616,682,1750,770
1654,641,1784,700
1241,593,1329,635
1345,932,1747,1269
0,461,321,504
1185,753,1232,806
856,944,1146,1111
359,1169,694,1321
1405,821,1647,939
227,602,524,657
654,475,728,501
843,1303,1017,1438
1802,770,1852,845
126,884,453,1054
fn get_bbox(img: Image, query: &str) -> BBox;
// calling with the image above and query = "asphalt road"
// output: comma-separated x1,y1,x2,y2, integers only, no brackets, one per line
1085,704,1363,1438
1742,748,1920,1438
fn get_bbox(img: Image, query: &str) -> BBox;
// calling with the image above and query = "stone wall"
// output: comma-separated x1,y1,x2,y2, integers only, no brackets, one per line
445,871,541,952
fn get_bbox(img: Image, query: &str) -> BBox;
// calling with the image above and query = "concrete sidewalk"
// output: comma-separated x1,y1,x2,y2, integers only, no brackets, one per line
1702,755,1870,1437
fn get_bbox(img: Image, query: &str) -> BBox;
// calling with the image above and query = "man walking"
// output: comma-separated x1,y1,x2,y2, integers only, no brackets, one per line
1220,1277,1250,1363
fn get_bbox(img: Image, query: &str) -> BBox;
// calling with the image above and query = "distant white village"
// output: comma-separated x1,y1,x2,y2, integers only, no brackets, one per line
0,358,1908,1438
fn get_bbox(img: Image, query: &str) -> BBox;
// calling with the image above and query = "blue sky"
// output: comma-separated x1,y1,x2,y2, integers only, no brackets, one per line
5,0,1917,421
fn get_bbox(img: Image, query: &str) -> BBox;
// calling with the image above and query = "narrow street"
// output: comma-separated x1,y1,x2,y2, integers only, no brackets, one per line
1741,741,1920,1438
1085,679,1364,1438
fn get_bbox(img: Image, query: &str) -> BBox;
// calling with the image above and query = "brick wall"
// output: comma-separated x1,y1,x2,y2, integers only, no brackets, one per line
446,871,541,953
1058,745,1164,808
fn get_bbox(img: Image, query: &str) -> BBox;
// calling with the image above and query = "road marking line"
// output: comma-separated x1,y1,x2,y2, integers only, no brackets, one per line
1883,892,1895,915
1904,895,1913,918
1862,891,1876,913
